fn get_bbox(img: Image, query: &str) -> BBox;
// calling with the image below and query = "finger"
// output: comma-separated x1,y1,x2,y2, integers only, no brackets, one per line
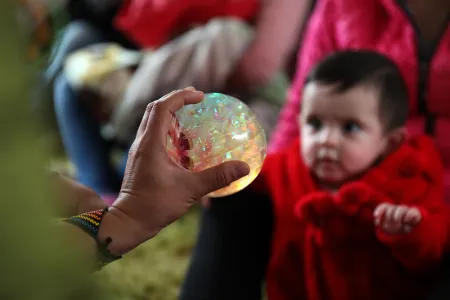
136,89,182,138
156,87,202,110
146,89,204,145
137,102,153,138
373,203,389,225
383,205,396,223
191,161,250,199
137,87,185,136
393,205,408,223
374,203,389,218
184,86,197,92
383,205,406,234
382,222,398,234
404,207,422,225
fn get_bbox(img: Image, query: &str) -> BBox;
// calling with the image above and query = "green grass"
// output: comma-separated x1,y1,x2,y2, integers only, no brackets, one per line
95,208,200,300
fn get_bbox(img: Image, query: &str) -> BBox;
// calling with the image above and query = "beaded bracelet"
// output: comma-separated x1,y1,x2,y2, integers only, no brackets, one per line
63,208,122,269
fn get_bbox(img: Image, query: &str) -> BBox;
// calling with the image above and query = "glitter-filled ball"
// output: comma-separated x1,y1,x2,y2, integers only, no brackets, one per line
167,93,267,197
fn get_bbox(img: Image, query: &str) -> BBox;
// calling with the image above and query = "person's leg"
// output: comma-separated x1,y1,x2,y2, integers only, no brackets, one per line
50,20,130,195
46,20,112,82
180,189,273,300
35,21,111,131
54,74,122,194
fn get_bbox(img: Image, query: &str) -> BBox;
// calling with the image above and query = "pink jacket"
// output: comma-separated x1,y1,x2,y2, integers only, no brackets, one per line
269,0,450,199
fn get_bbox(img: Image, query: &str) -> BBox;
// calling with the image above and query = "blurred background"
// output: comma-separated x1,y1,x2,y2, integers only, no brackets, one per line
6,0,450,299
13,0,308,299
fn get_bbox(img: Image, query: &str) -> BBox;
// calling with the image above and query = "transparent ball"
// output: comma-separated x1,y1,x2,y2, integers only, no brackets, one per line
167,93,267,197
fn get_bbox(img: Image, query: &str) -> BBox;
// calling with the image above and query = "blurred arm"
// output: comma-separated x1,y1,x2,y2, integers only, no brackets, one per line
51,173,107,217
269,0,336,152
230,0,313,89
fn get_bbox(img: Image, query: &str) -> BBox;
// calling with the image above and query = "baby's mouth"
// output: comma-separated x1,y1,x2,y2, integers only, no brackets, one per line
316,159,339,170
319,157,335,163
316,154,339,166
317,148,339,161
315,152,340,171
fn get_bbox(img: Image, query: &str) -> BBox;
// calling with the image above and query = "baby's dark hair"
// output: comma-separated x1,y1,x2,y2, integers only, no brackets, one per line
304,50,409,132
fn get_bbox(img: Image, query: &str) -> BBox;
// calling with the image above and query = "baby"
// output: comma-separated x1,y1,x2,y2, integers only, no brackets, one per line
256,50,448,299
299,51,422,235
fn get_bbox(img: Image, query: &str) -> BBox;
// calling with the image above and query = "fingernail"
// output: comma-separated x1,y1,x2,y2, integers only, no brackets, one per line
184,86,196,91
234,163,250,179
185,91,204,99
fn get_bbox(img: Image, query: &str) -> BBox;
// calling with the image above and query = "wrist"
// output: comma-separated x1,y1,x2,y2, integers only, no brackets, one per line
97,206,157,256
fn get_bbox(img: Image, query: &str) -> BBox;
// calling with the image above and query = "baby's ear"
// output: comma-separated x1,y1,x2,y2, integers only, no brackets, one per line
386,127,407,153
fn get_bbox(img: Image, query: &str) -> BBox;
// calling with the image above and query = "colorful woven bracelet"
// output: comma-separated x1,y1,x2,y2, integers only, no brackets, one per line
63,208,122,269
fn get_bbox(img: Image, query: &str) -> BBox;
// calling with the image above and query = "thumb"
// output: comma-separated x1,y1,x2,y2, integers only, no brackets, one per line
193,161,250,198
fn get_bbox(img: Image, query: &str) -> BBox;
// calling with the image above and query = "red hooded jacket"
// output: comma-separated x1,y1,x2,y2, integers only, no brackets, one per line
255,135,449,300
268,0,450,200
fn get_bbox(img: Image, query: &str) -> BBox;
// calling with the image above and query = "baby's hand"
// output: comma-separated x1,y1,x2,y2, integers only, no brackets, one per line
373,203,422,234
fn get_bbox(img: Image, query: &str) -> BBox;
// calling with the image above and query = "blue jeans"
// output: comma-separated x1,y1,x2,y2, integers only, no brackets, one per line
52,20,130,194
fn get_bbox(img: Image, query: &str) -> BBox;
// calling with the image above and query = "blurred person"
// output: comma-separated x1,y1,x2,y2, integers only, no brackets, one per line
270,0,450,198
10,1,254,299
42,0,140,202
268,6,450,296
180,51,450,300
56,88,251,270
182,1,450,299
1,19,250,296
48,0,313,202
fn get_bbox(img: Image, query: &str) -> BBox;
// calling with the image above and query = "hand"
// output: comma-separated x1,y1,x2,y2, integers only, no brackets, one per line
99,88,250,256
373,203,422,234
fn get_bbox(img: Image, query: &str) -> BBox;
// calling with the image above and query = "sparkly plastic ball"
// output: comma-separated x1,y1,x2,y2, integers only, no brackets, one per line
167,93,267,197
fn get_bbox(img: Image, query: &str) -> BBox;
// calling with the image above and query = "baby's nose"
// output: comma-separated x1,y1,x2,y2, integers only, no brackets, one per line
319,128,340,146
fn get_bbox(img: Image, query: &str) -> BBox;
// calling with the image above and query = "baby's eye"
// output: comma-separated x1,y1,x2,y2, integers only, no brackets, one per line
343,121,361,134
307,117,322,131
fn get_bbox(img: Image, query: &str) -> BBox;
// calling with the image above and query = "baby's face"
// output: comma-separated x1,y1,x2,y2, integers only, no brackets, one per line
299,83,390,187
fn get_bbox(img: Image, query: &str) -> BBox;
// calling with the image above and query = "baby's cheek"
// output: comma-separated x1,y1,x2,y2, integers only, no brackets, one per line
299,148,315,168
342,147,378,174
301,142,314,166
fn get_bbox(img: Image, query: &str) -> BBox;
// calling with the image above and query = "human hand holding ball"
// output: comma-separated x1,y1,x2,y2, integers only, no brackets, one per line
107,89,267,256
65,89,267,258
